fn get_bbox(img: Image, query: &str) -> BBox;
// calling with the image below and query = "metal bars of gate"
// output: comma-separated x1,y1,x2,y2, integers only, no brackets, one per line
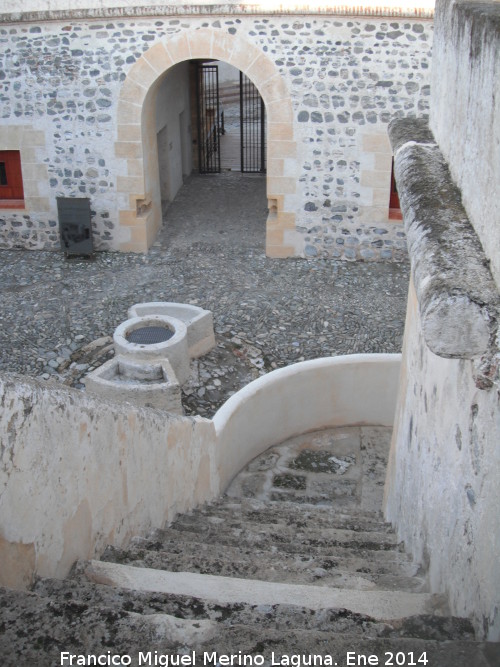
196,64,221,174
240,72,266,173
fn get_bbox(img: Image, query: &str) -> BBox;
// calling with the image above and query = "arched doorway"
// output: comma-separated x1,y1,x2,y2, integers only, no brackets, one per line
114,28,297,257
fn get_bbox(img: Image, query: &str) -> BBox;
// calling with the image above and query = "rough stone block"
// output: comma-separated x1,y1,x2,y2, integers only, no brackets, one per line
388,117,499,360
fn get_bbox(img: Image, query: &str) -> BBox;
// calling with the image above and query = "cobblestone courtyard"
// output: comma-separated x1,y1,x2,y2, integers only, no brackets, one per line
0,172,410,417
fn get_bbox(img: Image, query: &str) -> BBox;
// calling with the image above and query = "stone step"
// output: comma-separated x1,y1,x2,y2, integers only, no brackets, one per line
0,585,216,666
101,541,424,592
168,514,400,549
186,497,389,531
231,488,379,509
5,584,495,667
84,560,446,622
143,527,408,564
31,576,476,641
169,511,397,545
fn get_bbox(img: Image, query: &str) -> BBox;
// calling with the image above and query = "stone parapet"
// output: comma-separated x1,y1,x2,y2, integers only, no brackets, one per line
1,1,435,24
388,117,499,379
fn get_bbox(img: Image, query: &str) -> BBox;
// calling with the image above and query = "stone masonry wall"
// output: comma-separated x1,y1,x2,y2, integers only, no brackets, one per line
0,10,432,258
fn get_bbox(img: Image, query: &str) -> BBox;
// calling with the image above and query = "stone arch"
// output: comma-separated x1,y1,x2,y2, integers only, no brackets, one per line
115,28,297,256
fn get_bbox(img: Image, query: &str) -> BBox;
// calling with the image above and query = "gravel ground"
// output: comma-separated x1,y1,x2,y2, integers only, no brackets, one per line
0,172,410,417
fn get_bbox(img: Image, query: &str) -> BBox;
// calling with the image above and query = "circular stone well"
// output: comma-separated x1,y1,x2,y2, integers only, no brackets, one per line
113,315,190,384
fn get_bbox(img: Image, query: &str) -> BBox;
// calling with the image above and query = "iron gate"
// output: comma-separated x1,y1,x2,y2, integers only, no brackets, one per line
196,64,221,173
240,72,266,173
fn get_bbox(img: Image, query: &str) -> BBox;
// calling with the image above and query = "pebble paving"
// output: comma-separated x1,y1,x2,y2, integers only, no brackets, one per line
0,172,410,418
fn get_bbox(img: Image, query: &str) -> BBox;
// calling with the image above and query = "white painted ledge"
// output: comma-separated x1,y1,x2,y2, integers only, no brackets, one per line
213,353,401,490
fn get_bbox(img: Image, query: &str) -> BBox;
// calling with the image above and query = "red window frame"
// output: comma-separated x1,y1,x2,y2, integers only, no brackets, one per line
0,150,25,208
389,157,402,220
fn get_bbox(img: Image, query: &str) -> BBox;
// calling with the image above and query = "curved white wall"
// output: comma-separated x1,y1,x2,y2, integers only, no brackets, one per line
214,354,401,490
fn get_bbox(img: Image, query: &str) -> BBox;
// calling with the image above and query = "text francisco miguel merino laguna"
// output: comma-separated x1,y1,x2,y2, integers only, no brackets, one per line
59,654,339,666
59,654,341,666
61,651,426,666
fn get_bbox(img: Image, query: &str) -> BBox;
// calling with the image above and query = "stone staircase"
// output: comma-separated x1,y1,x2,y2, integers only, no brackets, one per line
1,427,499,665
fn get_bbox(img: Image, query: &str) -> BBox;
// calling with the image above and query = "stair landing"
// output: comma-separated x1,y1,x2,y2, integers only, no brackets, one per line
225,426,391,512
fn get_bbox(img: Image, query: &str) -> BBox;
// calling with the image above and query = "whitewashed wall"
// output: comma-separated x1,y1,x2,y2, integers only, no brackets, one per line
385,282,500,640
0,374,218,589
430,0,500,286
155,62,192,204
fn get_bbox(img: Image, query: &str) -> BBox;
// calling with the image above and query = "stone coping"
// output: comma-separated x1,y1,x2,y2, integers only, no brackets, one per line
1,1,435,23
388,118,499,373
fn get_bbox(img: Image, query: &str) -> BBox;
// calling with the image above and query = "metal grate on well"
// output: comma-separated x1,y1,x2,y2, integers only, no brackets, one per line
126,326,174,345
